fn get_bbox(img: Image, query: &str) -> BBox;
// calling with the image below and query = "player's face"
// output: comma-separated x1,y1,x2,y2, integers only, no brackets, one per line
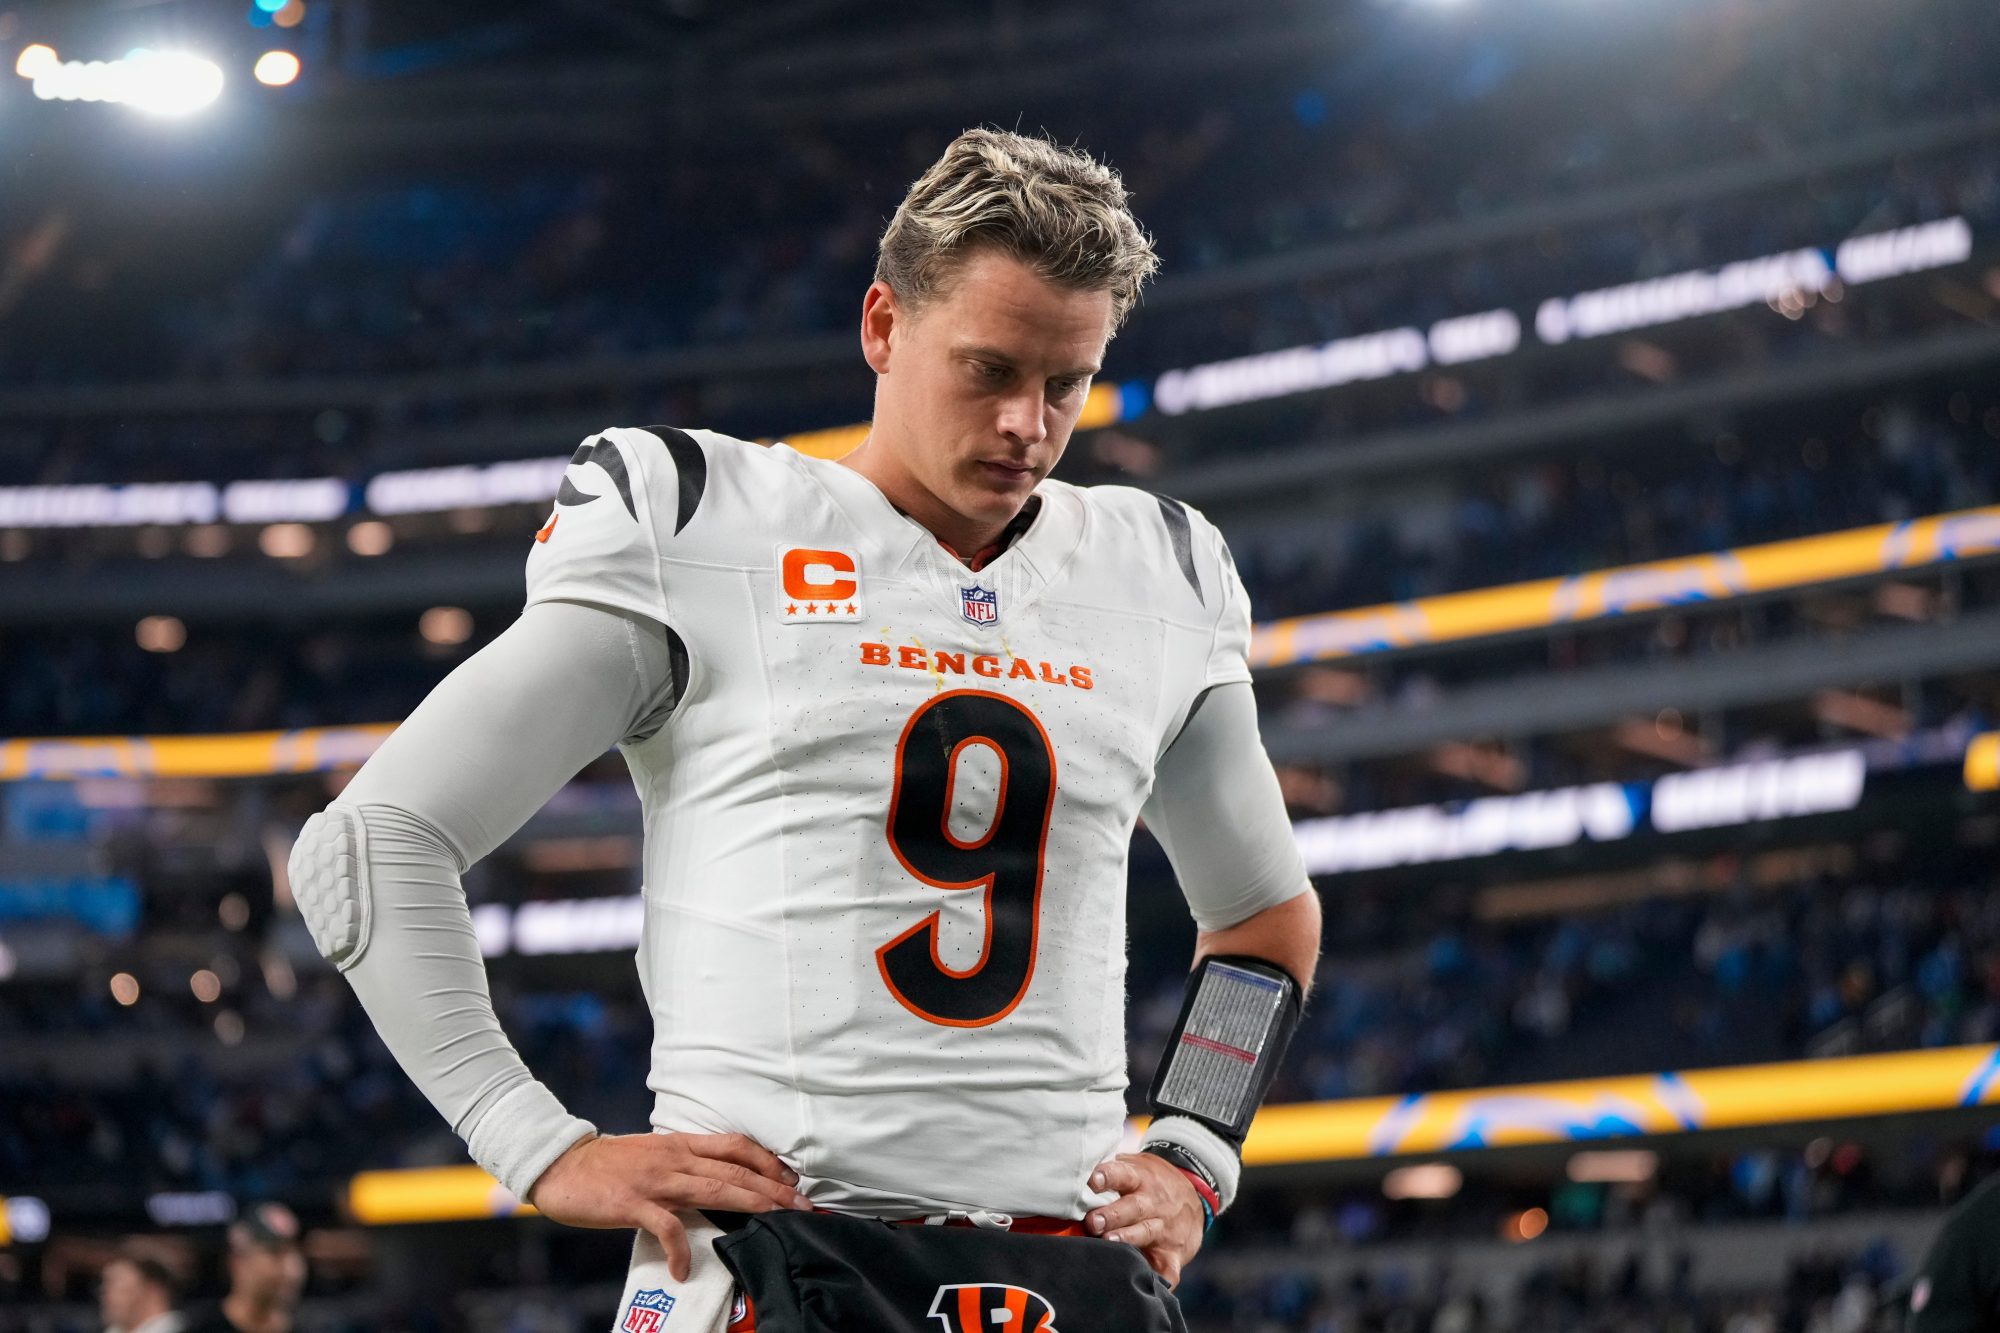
99,1261,145,1329
233,1242,306,1307
863,248,1113,536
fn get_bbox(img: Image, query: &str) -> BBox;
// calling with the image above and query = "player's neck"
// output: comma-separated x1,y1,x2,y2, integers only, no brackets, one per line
839,439,1022,562
222,1293,289,1333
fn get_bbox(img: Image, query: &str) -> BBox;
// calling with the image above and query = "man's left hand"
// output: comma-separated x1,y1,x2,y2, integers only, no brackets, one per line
1085,1152,1207,1287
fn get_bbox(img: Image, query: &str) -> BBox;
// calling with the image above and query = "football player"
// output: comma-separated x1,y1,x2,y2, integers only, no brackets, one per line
292,129,1319,1331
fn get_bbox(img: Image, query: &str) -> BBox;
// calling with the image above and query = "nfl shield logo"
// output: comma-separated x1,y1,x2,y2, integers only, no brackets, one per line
622,1289,675,1333
961,584,999,627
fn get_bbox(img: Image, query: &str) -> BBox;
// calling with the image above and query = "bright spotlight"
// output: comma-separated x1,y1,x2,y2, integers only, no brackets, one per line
122,50,225,116
14,43,58,79
29,49,224,115
254,50,300,86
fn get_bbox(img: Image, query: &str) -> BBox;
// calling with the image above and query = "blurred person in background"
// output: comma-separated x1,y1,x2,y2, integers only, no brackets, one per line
1908,1174,2000,1332
99,1251,185,1333
181,1203,305,1333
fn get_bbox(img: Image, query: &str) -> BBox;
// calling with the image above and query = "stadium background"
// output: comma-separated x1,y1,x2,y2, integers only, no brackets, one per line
3,0,1999,1327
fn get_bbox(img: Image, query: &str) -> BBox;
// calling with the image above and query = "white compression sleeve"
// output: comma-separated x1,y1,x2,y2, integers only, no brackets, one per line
1141,681,1311,933
289,599,678,1200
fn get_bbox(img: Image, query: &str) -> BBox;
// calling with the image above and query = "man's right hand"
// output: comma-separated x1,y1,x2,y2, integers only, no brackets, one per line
527,1131,812,1279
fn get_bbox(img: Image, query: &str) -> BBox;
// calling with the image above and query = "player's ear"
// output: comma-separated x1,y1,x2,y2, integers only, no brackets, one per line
860,280,898,374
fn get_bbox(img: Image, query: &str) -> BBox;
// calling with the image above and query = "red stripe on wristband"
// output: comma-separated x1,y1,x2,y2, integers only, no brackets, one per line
1170,1164,1222,1219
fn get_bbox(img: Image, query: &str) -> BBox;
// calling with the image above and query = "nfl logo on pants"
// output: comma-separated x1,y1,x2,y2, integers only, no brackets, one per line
961,584,998,627
622,1289,676,1333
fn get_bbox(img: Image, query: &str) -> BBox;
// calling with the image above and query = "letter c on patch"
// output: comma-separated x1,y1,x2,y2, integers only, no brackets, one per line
783,548,858,600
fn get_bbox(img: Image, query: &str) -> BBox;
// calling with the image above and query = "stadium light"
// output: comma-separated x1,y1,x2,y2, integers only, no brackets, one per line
28,49,224,116
146,1191,237,1227
420,607,474,646
14,43,58,79
1566,1149,1659,1184
254,50,300,86
1,1196,52,1245
346,521,394,556
1382,1163,1462,1200
135,615,187,654
259,523,315,558
122,50,225,116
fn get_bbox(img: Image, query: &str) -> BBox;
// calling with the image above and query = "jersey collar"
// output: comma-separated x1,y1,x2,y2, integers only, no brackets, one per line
786,447,1087,613
932,496,1041,573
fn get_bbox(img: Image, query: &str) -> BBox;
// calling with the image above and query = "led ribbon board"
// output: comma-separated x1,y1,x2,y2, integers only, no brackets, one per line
344,1044,2000,1222
0,725,393,781
1240,1042,2000,1164
347,1166,535,1225
1249,504,2000,668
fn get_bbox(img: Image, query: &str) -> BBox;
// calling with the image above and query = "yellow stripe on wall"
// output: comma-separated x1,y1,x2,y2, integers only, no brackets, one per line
347,1165,536,1225
0,724,393,781
1242,1043,2000,1164
1965,732,2000,792
1249,504,2000,668
344,1045,2000,1223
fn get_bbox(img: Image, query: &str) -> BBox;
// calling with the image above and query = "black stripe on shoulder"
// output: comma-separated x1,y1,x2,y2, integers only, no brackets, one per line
1155,493,1204,605
644,426,708,535
568,435,636,519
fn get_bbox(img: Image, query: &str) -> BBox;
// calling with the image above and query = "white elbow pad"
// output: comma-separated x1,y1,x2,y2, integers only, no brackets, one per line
290,804,373,971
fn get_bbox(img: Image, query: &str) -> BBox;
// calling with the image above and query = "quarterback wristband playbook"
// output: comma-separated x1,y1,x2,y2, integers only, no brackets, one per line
1141,954,1302,1215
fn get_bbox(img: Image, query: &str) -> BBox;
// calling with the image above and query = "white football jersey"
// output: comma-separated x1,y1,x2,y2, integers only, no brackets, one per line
524,425,1251,1219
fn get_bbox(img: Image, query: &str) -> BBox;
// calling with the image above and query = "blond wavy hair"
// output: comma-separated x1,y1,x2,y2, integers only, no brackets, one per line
876,129,1160,328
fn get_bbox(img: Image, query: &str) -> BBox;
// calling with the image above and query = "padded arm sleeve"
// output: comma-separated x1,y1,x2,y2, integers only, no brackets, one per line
1141,681,1310,933
289,599,678,1200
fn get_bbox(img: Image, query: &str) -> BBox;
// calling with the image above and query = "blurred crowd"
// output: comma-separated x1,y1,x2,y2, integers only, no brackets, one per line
1178,1242,1913,1333
0,1224,1940,1333
0,0,1990,452
1236,391,2000,621
1129,868,2000,1107
0,614,477,738
0,959,653,1199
